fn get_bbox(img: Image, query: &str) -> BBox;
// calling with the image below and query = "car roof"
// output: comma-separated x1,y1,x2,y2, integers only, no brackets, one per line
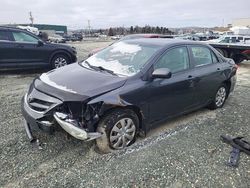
122,38,208,48
0,26,39,38
127,33,171,37
0,26,27,32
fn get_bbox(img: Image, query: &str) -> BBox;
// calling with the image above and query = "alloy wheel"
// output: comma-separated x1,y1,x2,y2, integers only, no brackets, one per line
215,87,226,107
54,57,67,68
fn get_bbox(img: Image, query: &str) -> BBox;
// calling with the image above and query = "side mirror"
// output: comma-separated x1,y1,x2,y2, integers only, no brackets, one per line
152,68,172,79
37,40,44,47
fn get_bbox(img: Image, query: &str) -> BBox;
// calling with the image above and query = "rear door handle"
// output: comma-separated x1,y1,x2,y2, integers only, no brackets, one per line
188,75,193,79
217,67,221,71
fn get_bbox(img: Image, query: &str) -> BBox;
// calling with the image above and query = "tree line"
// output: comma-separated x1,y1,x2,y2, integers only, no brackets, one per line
104,25,174,36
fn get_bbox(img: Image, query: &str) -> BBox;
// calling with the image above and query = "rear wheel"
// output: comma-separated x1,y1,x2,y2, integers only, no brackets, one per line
208,84,228,109
51,54,70,69
234,55,245,64
96,109,139,153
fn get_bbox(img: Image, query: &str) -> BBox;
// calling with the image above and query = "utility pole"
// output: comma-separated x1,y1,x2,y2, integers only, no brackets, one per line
87,20,91,37
122,24,125,35
29,11,34,26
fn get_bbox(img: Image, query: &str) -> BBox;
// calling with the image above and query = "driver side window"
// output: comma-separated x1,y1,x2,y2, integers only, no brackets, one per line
154,46,189,73
11,31,38,43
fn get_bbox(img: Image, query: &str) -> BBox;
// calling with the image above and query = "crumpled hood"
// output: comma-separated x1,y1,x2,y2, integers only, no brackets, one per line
35,63,127,101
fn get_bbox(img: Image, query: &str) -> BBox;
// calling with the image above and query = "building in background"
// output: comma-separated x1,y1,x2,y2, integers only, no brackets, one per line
2,23,67,35
230,18,250,35
232,18,250,27
19,24,67,35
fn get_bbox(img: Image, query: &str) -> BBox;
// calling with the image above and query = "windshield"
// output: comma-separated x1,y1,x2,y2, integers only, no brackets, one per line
82,41,160,76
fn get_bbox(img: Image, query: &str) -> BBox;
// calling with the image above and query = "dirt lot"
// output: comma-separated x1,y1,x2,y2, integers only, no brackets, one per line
0,41,250,188
69,40,113,61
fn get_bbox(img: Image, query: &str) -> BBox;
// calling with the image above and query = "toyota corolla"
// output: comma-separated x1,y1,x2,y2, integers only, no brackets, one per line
21,39,237,153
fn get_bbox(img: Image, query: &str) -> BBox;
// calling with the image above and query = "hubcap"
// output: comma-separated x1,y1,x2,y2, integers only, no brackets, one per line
54,57,67,68
110,118,136,149
215,87,226,107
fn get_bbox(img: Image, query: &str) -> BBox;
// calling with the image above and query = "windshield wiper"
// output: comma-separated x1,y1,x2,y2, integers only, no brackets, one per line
82,61,117,76
83,61,96,70
95,66,117,76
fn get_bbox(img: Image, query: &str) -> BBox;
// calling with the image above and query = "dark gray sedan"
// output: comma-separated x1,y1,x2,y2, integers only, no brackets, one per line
22,39,237,153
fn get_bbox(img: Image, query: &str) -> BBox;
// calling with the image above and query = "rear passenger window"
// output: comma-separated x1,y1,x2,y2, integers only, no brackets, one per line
190,46,213,67
0,31,10,41
12,31,38,43
154,47,189,73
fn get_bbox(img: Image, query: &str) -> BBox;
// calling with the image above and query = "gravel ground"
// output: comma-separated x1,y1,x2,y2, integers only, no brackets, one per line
0,41,250,188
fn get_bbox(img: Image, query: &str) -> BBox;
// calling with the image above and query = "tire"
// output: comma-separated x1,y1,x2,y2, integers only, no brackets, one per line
208,84,228,110
96,109,139,153
51,53,70,69
234,56,244,64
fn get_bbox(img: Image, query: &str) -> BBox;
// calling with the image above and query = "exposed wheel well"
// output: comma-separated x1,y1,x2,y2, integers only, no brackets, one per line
127,105,143,129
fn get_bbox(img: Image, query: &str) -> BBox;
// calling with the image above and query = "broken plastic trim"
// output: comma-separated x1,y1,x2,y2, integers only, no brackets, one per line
24,121,36,142
53,112,102,141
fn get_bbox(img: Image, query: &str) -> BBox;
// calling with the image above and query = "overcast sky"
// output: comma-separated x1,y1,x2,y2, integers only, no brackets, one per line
0,0,249,29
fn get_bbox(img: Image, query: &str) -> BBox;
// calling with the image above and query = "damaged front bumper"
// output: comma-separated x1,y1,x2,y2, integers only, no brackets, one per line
22,92,102,142
53,112,102,141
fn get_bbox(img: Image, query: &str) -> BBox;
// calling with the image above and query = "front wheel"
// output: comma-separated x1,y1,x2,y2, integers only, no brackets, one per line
208,84,228,110
51,54,70,69
96,109,139,153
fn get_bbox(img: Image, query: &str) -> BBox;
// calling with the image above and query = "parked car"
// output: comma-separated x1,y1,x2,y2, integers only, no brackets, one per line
111,35,122,40
120,33,174,40
64,34,83,42
207,35,250,64
48,34,66,43
208,35,250,44
63,35,78,42
0,26,77,70
22,39,237,153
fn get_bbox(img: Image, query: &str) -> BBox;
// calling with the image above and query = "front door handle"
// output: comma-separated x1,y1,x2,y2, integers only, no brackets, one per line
188,76,195,88
217,67,221,71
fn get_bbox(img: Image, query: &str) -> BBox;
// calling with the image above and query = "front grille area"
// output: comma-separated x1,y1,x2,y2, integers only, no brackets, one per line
28,98,54,112
27,88,62,113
